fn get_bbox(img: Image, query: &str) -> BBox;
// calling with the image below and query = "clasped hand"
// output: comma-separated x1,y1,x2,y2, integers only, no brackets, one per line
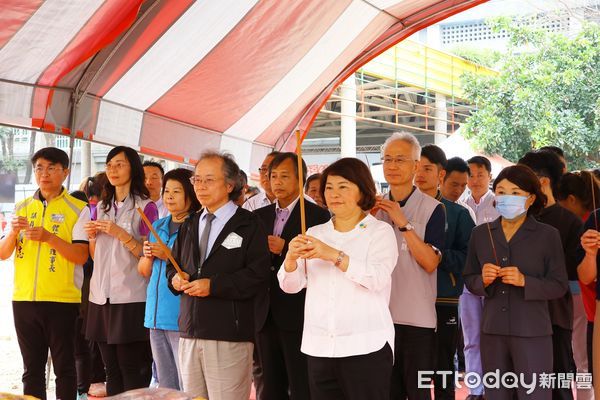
482,263,525,287
580,229,600,255
286,235,338,263
11,216,52,242
84,220,127,240
143,241,170,260
171,272,210,297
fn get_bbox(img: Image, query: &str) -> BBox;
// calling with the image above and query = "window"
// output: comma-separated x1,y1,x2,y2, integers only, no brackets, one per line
440,14,570,45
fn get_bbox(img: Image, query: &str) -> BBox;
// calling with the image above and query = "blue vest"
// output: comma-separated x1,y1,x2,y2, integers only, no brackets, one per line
144,215,181,331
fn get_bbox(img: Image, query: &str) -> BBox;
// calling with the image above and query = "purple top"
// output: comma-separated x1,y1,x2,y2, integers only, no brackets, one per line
273,208,291,237
91,201,158,237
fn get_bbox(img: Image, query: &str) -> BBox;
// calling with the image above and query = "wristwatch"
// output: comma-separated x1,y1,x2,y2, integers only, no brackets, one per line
398,222,414,232
334,251,346,268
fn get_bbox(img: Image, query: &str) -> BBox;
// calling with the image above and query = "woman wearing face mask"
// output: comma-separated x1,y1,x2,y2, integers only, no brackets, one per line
137,168,200,390
463,165,568,400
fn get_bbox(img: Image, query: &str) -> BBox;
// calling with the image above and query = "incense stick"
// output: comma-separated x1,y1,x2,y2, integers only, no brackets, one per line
296,130,306,235
591,172,598,231
136,207,186,280
486,221,500,266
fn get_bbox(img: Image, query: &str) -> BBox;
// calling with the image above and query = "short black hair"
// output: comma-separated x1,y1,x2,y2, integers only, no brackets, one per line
69,190,88,204
305,173,322,190
162,168,201,215
556,171,600,212
444,157,470,178
143,161,165,177
493,165,547,216
269,152,308,185
467,156,492,173
539,146,565,158
421,145,447,168
31,147,69,169
320,158,376,211
518,150,563,193
238,170,248,186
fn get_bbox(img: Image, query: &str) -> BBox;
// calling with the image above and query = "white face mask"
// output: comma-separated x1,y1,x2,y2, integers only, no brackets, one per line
495,195,529,220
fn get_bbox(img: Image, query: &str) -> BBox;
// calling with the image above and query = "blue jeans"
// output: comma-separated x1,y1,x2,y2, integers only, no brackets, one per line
459,288,484,395
149,329,181,390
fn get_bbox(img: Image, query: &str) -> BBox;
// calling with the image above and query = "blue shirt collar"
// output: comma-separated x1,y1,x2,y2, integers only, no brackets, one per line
201,200,238,223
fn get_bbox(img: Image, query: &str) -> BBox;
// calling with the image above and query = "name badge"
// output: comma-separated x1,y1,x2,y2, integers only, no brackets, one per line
51,213,65,223
222,232,243,249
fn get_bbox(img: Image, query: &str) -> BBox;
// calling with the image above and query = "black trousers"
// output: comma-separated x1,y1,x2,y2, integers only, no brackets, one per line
552,325,575,400
13,301,79,400
253,345,264,399
391,324,435,400
74,316,106,394
434,305,459,400
256,315,310,400
481,333,553,400
97,340,152,396
307,343,393,400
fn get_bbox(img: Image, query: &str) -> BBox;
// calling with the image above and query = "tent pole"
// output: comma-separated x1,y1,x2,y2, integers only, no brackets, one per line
65,94,79,190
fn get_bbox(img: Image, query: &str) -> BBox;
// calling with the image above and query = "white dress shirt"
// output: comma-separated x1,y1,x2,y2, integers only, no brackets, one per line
198,201,238,255
460,189,500,225
155,197,169,219
242,192,273,211
278,214,398,358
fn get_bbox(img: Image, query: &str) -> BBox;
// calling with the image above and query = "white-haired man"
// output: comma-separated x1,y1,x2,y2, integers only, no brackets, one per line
374,132,445,400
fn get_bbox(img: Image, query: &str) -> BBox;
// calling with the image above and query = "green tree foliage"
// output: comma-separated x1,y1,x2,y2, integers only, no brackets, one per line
461,19,600,169
451,46,503,69
0,126,23,175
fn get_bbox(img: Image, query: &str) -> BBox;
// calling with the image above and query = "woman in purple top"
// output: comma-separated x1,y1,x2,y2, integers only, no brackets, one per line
84,146,158,396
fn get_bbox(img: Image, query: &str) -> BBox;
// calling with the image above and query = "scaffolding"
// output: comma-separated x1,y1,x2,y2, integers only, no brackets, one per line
304,39,497,153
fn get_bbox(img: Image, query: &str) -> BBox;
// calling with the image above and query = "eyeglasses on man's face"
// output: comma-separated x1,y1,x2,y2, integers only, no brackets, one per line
189,176,222,187
258,166,270,175
34,165,64,175
381,156,414,165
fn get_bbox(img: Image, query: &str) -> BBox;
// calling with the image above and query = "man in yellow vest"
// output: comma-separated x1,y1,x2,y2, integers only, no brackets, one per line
0,147,90,400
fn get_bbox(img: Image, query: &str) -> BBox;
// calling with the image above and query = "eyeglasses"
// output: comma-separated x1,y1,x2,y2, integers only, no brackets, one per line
381,157,414,165
34,166,63,175
189,176,222,187
105,161,129,171
258,167,269,175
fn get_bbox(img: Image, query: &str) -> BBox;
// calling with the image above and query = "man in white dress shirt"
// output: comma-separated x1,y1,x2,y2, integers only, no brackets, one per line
458,155,500,400
441,157,476,222
243,152,279,212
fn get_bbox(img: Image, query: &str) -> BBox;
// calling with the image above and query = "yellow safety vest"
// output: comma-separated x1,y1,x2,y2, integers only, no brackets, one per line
13,189,87,303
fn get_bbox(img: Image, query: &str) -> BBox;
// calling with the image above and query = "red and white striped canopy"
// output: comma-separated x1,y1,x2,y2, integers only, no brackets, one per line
0,0,486,172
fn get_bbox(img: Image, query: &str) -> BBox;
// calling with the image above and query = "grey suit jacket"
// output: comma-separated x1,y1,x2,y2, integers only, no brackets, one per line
463,216,568,337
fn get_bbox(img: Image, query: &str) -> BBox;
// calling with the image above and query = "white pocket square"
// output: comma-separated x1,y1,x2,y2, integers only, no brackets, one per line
222,232,243,249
